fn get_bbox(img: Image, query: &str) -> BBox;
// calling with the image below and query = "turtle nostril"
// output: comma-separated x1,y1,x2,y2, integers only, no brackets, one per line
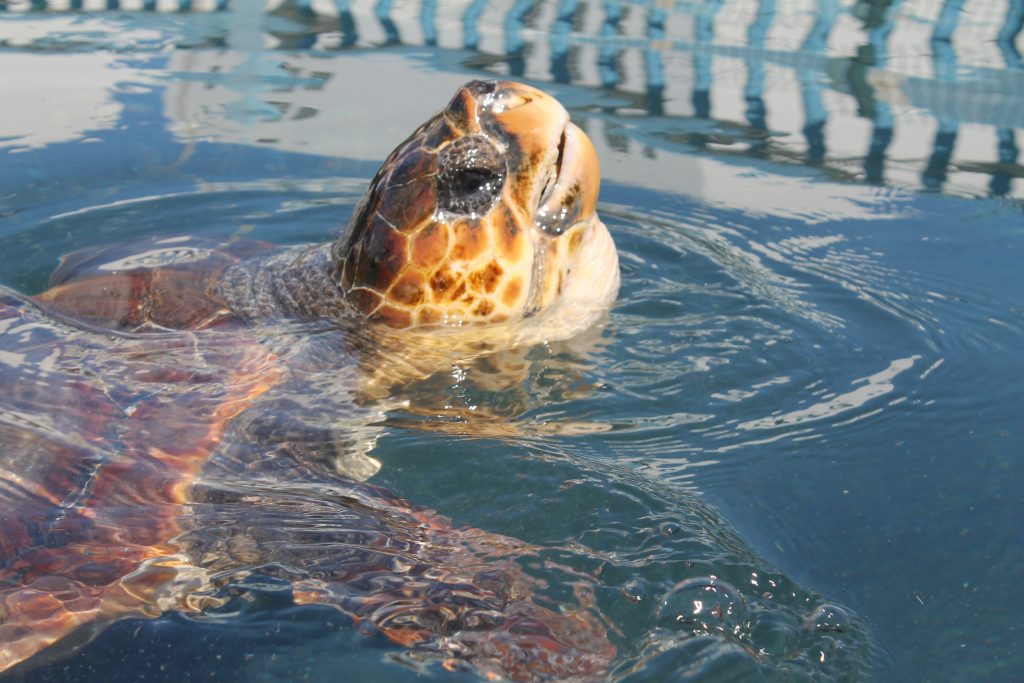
466,81,532,113
466,80,498,97
489,88,532,113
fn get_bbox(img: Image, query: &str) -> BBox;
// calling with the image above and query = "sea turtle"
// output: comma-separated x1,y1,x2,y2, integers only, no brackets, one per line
0,80,620,680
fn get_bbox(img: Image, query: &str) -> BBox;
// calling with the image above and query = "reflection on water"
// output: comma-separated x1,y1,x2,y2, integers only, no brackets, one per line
2,0,1024,197
1,2,1023,683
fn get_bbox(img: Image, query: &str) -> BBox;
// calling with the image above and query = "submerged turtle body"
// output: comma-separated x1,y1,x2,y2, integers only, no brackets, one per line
0,293,281,669
0,81,619,680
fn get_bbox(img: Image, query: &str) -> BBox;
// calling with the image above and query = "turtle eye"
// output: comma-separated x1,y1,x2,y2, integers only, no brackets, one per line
437,135,507,218
452,167,500,198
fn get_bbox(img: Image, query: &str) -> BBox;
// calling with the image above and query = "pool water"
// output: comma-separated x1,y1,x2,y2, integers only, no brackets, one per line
1,2,1022,682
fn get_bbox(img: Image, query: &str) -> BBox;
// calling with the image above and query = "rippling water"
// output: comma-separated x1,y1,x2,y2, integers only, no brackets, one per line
1,2,1023,682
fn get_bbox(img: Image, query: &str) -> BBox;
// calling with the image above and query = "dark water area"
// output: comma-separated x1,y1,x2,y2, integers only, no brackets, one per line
0,1,1022,682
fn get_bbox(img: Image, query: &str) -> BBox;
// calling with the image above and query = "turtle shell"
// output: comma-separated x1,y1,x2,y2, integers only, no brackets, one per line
0,79,617,679
0,251,613,678
35,235,277,331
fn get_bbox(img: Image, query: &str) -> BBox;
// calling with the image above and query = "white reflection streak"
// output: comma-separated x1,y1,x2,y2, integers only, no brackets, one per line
711,427,818,453
49,193,198,221
711,375,790,402
48,178,361,222
920,358,944,380
736,355,921,431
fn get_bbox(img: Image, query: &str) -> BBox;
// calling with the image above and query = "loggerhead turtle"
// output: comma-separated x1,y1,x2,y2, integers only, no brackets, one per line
0,80,620,680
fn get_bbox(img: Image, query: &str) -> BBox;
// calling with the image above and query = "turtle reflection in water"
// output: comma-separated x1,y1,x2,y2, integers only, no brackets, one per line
0,81,619,680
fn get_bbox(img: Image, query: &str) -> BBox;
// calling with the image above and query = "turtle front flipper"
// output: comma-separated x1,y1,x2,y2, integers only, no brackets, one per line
292,574,615,683
205,350,387,483
0,554,203,674
178,474,615,683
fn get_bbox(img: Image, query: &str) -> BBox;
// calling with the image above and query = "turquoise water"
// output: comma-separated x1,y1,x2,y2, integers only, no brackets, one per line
1,1,1022,681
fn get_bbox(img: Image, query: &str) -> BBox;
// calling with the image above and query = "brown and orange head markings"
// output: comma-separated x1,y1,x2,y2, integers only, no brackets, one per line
334,80,618,331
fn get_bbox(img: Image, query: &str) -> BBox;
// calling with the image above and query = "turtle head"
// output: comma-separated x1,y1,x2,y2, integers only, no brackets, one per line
333,80,618,336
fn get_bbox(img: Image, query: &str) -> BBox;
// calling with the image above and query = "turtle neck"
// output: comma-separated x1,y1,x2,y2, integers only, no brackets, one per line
220,243,353,324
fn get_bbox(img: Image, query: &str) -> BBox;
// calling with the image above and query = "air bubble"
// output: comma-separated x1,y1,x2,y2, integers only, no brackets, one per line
807,603,851,633
656,577,748,637
659,521,682,536
621,578,647,604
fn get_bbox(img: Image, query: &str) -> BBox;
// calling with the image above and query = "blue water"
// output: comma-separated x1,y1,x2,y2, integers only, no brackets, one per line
1,1,1022,682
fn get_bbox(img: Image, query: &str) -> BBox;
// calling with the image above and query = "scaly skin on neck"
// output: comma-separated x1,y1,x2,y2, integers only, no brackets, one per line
220,244,349,324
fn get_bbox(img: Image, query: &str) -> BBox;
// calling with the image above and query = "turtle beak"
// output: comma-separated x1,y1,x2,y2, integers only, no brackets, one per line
535,121,600,236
